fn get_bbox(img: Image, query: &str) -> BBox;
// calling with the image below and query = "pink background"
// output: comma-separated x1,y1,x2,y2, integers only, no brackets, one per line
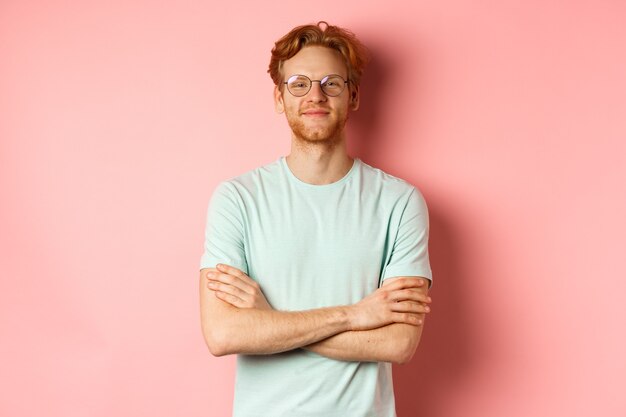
1,1,625,416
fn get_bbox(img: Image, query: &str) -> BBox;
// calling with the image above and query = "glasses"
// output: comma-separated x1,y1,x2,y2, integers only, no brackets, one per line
284,74,349,97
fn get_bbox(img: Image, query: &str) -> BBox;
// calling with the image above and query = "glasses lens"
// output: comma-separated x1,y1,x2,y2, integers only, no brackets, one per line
286,75,311,97
321,75,346,96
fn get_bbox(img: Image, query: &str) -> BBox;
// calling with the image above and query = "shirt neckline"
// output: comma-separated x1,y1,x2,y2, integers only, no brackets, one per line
280,156,360,190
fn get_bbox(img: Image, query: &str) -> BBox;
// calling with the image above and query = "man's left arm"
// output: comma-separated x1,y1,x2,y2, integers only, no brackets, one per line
302,276,430,364
316,186,433,364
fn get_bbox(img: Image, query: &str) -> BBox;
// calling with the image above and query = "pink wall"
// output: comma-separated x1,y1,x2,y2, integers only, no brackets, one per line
1,1,624,416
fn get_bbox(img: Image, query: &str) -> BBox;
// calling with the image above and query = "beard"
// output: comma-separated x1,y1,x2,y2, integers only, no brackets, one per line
285,109,349,147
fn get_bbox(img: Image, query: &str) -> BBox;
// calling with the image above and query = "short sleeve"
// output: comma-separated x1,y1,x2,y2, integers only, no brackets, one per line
199,181,249,274
382,187,433,288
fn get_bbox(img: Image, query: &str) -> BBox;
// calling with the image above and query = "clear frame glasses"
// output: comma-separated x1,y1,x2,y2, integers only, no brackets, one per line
284,74,349,97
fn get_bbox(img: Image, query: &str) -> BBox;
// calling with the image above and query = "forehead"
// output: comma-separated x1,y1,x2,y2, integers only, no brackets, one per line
281,45,348,79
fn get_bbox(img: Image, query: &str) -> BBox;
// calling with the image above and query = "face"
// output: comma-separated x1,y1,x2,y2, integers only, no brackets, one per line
274,46,359,145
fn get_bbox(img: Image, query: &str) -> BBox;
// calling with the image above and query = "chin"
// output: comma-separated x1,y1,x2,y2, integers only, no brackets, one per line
296,129,341,143
288,120,347,144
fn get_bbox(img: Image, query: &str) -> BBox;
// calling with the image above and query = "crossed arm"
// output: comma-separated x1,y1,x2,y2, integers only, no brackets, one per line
199,264,431,364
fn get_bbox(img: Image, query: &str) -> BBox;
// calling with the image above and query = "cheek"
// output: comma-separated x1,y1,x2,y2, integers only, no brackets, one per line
286,102,302,115
282,96,296,109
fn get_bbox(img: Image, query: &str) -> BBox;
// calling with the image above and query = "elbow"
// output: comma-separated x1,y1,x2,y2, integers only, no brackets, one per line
207,340,229,358
391,350,413,365
389,318,427,364
390,335,420,365
202,326,236,357
393,349,415,365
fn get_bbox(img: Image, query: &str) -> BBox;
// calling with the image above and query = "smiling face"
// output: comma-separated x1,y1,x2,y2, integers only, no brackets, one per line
274,46,359,146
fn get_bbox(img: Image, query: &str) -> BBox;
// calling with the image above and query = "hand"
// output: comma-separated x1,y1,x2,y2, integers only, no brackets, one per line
205,263,272,310
348,277,431,331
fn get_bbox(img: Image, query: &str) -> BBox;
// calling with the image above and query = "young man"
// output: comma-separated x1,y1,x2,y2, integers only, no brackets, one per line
199,21,433,417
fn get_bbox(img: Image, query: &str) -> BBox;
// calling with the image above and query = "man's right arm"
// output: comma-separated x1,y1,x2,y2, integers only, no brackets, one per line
199,268,426,356
200,268,351,356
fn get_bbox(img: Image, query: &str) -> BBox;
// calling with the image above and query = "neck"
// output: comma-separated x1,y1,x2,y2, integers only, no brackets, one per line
285,134,354,185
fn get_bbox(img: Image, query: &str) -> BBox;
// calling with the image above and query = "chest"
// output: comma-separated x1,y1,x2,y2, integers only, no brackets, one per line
241,195,394,310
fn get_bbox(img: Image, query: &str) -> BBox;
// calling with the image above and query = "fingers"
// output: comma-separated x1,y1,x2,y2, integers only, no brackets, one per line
205,264,266,309
214,264,259,289
207,271,239,286
216,263,244,276
385,277,429,290
206,265,258,295
213,290,247,308
391,312,424,326
206,266,251,308
207,279,249,300
216,263,256,285
390,300,431,314
390,299,430,325
389,289,432,304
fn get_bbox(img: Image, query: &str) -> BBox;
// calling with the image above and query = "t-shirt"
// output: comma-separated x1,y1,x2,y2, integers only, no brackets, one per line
200,155,433,417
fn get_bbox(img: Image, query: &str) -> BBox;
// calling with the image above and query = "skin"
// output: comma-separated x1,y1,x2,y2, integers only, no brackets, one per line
200,265,431,361
199,45,433,364
204,265,431,363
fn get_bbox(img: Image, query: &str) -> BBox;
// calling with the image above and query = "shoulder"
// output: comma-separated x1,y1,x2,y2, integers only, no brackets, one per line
357,158,426,204
214,157,283,198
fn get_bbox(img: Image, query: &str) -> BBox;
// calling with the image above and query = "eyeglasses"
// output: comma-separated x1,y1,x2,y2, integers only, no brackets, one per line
284,74,349,97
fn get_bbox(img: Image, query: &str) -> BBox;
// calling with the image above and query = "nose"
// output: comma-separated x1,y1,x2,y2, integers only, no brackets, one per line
306,81,327,103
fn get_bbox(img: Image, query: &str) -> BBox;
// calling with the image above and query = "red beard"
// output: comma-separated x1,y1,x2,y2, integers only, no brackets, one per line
285,109,349,145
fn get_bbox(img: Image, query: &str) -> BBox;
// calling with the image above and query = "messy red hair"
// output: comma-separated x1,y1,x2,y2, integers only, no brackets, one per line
268,21,370,89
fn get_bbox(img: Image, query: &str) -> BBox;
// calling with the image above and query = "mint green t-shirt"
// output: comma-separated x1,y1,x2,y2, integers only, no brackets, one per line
200,156,432,417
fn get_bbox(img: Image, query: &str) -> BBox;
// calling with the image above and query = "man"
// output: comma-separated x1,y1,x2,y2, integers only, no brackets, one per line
199,21,433,417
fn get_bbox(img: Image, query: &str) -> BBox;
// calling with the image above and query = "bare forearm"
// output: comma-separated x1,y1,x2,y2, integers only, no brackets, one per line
303,319,426,364
304,277,430,364
203,302,352,356
200,268,430,358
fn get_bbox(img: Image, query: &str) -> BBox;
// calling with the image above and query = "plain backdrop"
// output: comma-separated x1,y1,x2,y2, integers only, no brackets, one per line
1,1,625,416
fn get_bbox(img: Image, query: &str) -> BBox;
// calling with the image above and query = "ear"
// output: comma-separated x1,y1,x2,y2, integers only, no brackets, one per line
274,85,285,114
349,85,360,111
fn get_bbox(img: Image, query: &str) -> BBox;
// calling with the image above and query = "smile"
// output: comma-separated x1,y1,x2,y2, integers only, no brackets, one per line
302,111,330,117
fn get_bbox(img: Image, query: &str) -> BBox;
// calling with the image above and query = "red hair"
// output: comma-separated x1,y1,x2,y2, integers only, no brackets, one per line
268,21,370,89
